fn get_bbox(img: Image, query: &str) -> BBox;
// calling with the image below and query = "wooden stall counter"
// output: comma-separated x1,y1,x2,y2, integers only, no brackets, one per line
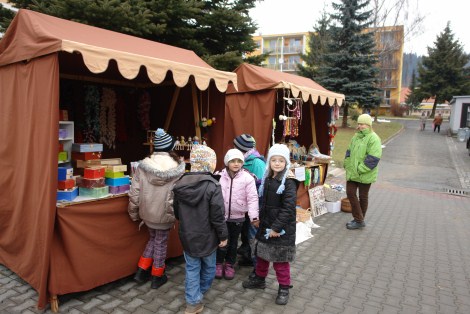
48,194,182,311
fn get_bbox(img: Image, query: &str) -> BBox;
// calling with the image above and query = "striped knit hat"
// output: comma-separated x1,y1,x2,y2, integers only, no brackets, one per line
233,134,256,153
153,128,176,152
258,144,291,197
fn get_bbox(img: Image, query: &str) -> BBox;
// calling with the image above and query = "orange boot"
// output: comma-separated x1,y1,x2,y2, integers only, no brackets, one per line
134,256,153,283
151,265,168,289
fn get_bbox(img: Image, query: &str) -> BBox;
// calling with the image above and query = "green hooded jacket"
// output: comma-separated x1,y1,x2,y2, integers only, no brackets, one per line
344,128,382,184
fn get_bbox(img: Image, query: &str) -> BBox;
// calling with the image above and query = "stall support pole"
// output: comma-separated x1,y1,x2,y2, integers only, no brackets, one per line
164,87,181,131
191,82,202,139
310,104,317,147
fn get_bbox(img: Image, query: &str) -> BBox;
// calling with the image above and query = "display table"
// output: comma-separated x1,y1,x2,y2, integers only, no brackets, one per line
295,163,327,209
48,195,183,311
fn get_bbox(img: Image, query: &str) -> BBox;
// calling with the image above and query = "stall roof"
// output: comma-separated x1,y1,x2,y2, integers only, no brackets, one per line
227,63,344,106
0,9,237,92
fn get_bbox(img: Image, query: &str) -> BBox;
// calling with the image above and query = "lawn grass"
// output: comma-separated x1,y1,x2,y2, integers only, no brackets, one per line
331,119,403,168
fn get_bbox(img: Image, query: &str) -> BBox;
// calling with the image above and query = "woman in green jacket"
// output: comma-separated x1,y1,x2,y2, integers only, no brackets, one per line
343,114,382,230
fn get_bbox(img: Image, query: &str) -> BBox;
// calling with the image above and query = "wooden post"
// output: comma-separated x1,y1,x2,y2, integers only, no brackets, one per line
164,86,181,131
191,82,202,139
309,103,317,147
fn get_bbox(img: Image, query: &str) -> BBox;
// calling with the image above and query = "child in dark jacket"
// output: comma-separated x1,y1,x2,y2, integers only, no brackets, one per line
173,145,228,314
242,144,297,306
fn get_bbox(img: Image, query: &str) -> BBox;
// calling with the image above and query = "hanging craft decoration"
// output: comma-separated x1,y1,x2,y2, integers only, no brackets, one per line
328,121,338,153
138,91,151,130
280,89,303,138
99,87,117,149
198,90,216,130
83,85,101,143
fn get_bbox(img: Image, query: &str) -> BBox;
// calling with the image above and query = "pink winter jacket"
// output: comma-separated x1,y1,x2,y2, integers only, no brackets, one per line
219,168,259,222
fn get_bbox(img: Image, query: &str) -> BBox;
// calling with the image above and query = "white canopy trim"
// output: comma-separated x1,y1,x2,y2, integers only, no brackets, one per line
62,40,238,92
274,80,344,106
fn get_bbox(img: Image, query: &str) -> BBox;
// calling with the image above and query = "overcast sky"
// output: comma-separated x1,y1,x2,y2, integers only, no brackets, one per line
249,0,469,56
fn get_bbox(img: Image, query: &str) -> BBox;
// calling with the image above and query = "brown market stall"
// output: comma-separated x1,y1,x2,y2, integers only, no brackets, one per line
223,63,345,207
0,9,237,310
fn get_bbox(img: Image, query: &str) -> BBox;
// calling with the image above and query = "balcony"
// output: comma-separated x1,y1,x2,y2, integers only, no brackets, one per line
263,45,304,55
378,79,398,88
264,63,299,72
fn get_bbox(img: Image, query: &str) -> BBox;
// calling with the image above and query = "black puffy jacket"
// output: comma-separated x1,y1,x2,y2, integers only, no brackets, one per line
173,172,228,257
256,174,297,247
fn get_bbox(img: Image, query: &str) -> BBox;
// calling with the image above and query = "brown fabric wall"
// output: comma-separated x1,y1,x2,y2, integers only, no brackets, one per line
224,90,276,157
49,196,150,296
0,54,60,309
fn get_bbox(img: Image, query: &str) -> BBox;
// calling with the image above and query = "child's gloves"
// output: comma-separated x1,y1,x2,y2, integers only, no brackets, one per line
264,228,286,239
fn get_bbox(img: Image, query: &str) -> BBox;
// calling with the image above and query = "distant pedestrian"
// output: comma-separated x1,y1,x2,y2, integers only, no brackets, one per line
215,149,259,280
344,114,382,230
242,144,297,306
128,129,185,289
433,114,443,133
420,112,427,131
173,145,228,314
233,134,266,269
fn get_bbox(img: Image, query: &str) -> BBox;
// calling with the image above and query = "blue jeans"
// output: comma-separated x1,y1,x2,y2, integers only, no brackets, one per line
184,250,216,305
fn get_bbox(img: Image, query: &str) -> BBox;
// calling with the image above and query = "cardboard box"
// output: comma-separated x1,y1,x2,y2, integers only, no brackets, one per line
107,164,127,172
79,186,109,198
58,129,68,139
84,166,106,179
58,167,73,181
105,170,124,179
325,201,341,213
58,151,68,162
76,177,105,188
109,184,130,194
58,179,75,190
72,143,103,153
72,152,102,161
75,158,122,169
57,186,78,202
105,176,130,187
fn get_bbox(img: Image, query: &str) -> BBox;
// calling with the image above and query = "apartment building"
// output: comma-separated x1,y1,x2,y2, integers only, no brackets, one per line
251,32,308,73
252,25,404,110
371,25,405,110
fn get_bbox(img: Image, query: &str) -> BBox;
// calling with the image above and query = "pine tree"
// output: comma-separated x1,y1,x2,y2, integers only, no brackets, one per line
297,11,331,81
1,0,259,71
418,22,470,118
405,70,423,111
318,0,381,127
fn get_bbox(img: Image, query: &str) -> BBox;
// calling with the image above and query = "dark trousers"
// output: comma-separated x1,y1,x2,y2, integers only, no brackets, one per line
346,181,372,223
434,124,441,132
217,221,243,265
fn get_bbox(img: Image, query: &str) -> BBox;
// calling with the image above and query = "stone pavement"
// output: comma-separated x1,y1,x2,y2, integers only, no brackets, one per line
2,121,470,314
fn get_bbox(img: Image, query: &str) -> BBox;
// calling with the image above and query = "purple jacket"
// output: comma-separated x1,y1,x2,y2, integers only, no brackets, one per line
219,168,259,221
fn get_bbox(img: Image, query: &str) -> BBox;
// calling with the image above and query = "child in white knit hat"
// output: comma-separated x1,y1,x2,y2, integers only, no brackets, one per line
242,143,297,306
215,149,259,280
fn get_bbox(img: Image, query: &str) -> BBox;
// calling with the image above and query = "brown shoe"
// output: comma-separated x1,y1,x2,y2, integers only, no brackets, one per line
185,302,204,314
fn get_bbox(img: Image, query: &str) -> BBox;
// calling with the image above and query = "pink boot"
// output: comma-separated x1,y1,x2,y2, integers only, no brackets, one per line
215,263,223,279
224,263,235,280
